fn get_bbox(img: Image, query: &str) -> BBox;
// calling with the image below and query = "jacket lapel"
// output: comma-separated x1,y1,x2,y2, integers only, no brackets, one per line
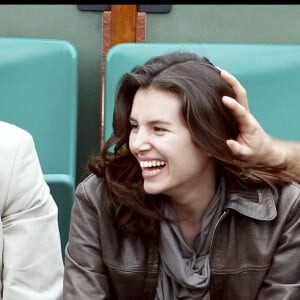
224,175,277,221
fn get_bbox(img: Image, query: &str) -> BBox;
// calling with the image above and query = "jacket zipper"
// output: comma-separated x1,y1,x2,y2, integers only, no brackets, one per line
209,209,229,258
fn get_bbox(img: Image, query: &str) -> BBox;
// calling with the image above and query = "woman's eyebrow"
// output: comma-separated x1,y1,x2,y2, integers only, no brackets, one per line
130,116,173,126
149,120,173,126
129,116,137,123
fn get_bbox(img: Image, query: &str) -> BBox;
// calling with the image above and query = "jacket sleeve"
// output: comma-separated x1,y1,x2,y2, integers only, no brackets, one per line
63,180,111,299
257,186,300,299
1,130,64,300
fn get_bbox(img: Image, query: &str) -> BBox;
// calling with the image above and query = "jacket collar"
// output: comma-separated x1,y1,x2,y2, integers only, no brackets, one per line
224,175,277,221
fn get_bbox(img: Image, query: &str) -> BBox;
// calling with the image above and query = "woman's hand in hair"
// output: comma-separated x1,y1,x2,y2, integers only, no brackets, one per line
219,69,275,165
220,68,300,182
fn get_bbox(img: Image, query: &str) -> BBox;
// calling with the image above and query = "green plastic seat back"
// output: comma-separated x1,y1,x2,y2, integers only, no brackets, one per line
104,43,300,142
0,37,78,182
0,37,78,256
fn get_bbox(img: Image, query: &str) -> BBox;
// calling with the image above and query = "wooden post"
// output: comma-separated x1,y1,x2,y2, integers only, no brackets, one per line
100,5,146,147
111,5,137,46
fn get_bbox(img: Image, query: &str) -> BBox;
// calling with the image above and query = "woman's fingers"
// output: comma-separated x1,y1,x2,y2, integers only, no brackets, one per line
220,68,249,111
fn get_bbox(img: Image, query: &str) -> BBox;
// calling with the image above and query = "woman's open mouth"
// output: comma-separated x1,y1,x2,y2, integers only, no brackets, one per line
139,160,166,177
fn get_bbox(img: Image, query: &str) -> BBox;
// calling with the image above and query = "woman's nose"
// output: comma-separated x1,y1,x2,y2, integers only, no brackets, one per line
130,129,151,153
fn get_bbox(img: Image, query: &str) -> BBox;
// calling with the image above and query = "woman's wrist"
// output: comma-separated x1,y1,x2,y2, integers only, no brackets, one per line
270,138,300,183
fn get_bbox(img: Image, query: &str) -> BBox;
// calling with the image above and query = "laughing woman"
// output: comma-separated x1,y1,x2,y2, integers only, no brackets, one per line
63,52,300,300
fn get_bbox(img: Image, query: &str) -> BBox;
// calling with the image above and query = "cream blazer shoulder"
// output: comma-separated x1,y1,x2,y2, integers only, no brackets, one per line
0,121,63,300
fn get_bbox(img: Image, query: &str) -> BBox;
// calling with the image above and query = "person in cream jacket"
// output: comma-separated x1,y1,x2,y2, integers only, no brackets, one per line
0,121,63,299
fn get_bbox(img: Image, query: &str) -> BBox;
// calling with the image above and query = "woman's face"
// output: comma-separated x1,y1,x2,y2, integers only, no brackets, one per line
129,87,215,200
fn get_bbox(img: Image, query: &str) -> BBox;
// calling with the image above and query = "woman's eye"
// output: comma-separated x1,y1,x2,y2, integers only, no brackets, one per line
130,123,138,130
154,127,166,132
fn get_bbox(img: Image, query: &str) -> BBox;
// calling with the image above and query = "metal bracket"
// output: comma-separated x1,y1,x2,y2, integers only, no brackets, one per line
77,5,171,14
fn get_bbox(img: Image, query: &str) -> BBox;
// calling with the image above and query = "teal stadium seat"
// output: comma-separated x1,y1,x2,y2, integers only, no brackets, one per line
104,43,300,144
0,37,78,256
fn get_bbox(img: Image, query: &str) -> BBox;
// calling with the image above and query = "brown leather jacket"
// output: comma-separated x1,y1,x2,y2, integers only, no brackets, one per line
63,174,300,299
